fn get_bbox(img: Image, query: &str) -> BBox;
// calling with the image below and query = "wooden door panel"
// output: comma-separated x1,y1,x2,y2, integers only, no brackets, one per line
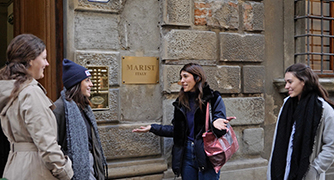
14,0,59,101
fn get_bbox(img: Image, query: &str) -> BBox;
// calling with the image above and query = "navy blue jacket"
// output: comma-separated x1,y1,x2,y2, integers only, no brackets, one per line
150,85,227,176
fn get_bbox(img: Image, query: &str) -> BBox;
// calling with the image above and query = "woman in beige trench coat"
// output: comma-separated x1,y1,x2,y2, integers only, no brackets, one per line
0,34,73,179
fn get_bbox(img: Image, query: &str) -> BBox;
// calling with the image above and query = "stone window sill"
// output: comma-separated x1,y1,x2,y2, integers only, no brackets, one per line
273,78,334,93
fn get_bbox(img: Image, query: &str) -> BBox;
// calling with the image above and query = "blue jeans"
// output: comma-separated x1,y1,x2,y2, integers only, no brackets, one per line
181,141,220,180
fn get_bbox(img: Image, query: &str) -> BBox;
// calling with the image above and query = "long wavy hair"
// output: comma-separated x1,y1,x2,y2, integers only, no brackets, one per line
178,63,207,111
65,82,92,110
285,63,334,108
0,34,46,98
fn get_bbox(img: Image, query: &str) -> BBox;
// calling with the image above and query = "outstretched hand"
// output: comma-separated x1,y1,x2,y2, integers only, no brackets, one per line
132,125,151,133
213,116,236,130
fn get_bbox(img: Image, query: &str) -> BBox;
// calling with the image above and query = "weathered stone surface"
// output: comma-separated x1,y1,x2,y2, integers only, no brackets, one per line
99,124,161,159
162,98,175,124
206,0,239,29
162,65,240,94
243,65,265,93
93,89,120,122
74,0,125,13
243,1,264,31
220,158,267,180
205,65,241,94
108,158,167,179
223,97,265,125
220,32,264,62
119,0,160,51
162,30,217,61
163,137,173,167
162,0,191,26
74,12,119,50
162,98,174,166
162,65,183,93
242,128,264,155
120,85,162,121
75,51,120,86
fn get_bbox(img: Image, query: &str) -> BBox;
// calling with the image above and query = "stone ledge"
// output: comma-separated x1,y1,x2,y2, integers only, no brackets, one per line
162,158,268,180
220,158,268,180
221,158,268,171
273,78,334,93
107,158,168,179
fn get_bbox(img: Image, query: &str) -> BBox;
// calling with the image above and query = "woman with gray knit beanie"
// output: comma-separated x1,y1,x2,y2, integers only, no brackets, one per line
53,59,107,180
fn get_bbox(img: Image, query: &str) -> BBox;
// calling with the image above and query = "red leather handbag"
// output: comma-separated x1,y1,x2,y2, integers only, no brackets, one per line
202,102,239,173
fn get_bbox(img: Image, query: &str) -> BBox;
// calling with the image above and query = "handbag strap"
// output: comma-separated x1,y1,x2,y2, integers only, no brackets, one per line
205,101,212,132
205,102,209,131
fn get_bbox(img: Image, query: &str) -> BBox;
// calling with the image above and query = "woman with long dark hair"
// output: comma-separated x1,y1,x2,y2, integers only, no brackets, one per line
53,59,107,180
133,63,232,180
0,34,73,179
268,63,334,180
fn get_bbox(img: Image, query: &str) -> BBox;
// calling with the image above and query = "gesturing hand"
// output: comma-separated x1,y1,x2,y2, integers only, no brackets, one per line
212,116,236,130
132,125,151,133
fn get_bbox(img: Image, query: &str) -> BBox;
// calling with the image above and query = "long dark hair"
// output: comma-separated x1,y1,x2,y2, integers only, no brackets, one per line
0,34,46,98
285,63,334,108
65,82,92,110
178,63,207,111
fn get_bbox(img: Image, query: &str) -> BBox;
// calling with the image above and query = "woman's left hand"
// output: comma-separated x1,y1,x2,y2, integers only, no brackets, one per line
213,117,236,130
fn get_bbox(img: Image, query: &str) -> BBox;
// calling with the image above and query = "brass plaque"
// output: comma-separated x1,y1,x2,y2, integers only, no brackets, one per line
86,66,109,110
122,56,159,84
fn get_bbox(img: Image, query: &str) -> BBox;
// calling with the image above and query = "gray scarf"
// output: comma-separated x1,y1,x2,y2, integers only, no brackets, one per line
61,90,107,180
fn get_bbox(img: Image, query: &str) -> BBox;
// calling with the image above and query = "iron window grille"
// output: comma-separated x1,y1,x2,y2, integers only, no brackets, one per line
295,0,334,76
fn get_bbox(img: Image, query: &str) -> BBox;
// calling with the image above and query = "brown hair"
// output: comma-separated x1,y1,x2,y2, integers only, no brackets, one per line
0,34,46,98
178,63,207,111
65,82,92,110
285,63,334,108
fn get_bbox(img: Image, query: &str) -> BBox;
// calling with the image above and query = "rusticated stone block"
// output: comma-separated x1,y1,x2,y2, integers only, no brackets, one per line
108,159,167,179
204,65,241,94
243,65,265,93
243,1,264,31
242,128,264,154
75,51,120,86
119,0,160,51
162,98,175,124
162,0,191,26
206,0,239,29
93,89,120,122
162,65,240,94
74,0,125,13
162,65,183,93
75,12,119,50
120,85,162,121
221,158,267,180
220,32,264,62
162,30,217,61
98,124,161,159
223,97,265,125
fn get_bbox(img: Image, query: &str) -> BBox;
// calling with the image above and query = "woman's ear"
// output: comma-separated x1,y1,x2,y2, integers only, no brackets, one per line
196,76,201,82
28,60,34,67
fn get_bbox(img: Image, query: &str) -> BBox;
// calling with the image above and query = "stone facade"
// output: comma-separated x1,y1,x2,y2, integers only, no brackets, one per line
63,0,334,179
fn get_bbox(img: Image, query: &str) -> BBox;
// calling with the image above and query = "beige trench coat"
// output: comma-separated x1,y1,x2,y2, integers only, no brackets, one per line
0,79,73,180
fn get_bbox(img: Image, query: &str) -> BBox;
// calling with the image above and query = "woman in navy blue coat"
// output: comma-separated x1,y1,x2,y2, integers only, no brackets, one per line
133,63,232,180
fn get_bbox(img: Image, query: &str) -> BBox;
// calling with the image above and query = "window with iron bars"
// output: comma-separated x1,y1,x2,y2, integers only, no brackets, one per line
295,0,334,76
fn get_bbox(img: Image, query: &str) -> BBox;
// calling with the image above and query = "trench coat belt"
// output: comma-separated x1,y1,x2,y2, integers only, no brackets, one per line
11,142,38,152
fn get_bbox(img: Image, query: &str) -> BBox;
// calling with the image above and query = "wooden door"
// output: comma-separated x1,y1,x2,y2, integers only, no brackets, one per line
14,0,63,101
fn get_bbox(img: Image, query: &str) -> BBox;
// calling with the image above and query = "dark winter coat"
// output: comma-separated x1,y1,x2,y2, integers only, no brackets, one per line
150,85,227,176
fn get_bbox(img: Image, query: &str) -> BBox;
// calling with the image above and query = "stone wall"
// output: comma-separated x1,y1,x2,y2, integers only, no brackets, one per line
161,0,266,179
64,0,269,179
